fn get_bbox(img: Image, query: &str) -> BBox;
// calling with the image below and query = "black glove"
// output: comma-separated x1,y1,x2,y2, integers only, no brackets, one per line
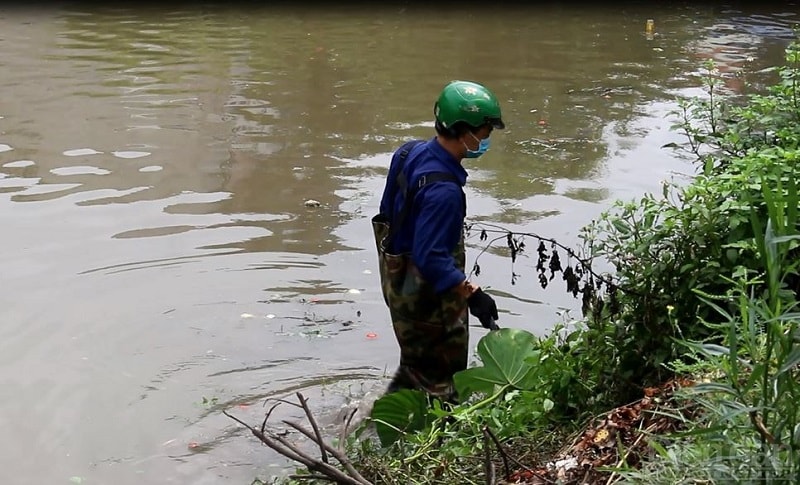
467,288,500,330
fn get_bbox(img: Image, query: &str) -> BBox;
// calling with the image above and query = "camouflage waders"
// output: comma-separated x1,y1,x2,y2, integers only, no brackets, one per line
372,146,468,401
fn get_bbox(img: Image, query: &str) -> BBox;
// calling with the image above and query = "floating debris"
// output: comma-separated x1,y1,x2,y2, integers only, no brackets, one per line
240,313,255,319
0,144,14,153
139,165,163,172
304,199,322,207
347,288,361,294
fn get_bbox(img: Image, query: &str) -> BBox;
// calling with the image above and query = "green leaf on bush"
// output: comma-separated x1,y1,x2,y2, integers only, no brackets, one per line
370,389,432,447
777,347,800,376
454,328,540,402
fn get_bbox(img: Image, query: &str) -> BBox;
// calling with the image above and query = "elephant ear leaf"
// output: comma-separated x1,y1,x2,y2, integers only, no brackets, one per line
370,389,433,447
454,328,540,401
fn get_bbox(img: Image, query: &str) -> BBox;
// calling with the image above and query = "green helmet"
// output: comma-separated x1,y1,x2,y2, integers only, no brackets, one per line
434,80,505,131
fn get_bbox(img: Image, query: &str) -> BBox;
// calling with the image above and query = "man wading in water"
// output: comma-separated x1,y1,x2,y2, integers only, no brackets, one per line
372,80,505,402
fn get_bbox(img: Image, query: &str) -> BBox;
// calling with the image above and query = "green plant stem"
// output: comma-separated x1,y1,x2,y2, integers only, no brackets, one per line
460,385,512,416
401,385,511,465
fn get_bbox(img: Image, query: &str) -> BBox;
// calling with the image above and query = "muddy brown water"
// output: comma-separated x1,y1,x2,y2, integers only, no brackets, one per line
0,4,797,484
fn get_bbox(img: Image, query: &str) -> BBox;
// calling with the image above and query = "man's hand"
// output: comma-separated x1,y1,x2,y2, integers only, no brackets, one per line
467,288,500,330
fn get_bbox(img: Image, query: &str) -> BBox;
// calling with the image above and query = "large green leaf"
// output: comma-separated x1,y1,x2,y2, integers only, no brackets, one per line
370,389,432,447
454,328,540,401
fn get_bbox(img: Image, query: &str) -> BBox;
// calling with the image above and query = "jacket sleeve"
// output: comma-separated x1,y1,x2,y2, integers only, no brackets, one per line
411,183,466,294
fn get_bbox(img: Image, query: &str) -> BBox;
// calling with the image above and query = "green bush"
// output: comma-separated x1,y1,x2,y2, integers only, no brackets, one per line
622,184,800,483
572,39,800,404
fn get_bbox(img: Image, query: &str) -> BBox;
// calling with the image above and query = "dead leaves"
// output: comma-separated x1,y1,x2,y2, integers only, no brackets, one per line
505,377,696,484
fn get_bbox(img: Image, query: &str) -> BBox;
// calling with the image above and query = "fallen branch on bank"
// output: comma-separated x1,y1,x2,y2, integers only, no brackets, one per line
224,391,373,485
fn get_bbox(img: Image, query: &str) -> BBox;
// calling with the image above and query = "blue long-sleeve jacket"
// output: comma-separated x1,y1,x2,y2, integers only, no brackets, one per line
379,138,467,294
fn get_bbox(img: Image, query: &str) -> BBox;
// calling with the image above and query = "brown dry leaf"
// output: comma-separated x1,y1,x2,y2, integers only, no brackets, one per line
594,449,616,466
619,408,637,422
574,435,590,452
504,376,702,485
643,386,660,397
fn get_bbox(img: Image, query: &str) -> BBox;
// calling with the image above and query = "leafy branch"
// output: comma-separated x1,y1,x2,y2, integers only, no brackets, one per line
465,221,638,320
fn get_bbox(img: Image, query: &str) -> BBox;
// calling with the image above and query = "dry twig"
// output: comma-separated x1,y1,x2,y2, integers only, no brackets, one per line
339,407,358,454
482,427,496,485
283,419,371,484
296,392,329,464
482,426,511,480
224,392,373,485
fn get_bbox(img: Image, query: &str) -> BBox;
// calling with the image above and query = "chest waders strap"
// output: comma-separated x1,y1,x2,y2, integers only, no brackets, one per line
387,142,464,249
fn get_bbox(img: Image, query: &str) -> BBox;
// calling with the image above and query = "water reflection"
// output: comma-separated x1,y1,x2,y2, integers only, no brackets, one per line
4,5,795,249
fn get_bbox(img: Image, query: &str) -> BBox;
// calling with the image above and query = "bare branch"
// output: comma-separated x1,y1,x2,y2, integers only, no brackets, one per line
482,426,495,485
339,407,359,454
223,411,317,472
295,392,329,464
283,419,372,485
482,426,510,481
268,397,302,409
262,402,282,435
271,433,366,485
288,474,336,482
223,410,370,485
749,410,778,445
